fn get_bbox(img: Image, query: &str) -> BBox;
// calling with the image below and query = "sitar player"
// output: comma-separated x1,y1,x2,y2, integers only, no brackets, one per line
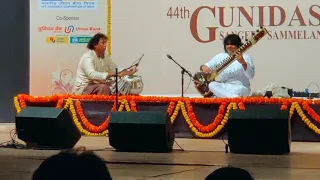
196,34,255,97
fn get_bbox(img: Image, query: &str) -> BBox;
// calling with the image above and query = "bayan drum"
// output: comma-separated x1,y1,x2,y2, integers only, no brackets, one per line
111,75,144,95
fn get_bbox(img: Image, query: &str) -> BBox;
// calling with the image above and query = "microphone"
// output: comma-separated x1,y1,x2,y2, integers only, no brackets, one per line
166,54,194,97
166,54,193,78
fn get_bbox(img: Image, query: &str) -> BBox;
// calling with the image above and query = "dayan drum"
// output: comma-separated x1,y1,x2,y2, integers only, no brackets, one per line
112,75,144,95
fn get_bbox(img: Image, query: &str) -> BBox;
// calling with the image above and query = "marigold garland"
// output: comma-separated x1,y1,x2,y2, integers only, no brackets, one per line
56,98,64,108
180,102,236,138
170,101,180,124
75,100,115,133
107,0,112,56
14,96,21,113
291,102,320,135
238,102,245,110
67,98,109,136
185,101,226,133
302,102,320,123
12,94,320,137
167,102,176,116
130,101,137,112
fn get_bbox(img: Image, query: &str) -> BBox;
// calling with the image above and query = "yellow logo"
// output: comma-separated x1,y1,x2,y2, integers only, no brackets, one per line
46,36,69,44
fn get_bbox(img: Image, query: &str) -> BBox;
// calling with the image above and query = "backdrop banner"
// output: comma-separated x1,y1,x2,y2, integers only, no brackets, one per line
30,0,320,96
30,0,108,95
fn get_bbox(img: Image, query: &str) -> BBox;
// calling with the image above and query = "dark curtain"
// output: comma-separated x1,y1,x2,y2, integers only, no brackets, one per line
0,1,29,122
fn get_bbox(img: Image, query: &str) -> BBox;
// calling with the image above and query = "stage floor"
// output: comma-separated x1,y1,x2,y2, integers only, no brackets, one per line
1,128,320,180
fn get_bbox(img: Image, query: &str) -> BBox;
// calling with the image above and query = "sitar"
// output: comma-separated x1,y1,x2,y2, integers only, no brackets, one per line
193,26,268,97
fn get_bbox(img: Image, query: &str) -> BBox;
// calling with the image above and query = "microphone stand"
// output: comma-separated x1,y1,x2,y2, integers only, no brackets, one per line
113,66,135,110
113,54,143,109
167,55,193,97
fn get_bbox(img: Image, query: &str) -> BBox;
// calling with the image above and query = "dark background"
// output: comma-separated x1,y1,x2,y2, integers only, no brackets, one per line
0,1,29,122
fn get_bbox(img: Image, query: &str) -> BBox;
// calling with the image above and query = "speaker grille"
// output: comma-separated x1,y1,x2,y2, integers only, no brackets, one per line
15,107,81,149
109,111,175,152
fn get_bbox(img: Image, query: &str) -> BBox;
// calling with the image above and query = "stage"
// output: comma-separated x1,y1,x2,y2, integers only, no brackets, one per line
13,94,320,142
1,134,320,180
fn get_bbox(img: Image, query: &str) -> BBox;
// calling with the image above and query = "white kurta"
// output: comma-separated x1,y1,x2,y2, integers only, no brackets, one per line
72,50,118,95
204,53,255,97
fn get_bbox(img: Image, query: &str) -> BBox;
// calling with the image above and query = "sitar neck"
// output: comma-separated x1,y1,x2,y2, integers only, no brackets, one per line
215,41,252,74
215,27,268,75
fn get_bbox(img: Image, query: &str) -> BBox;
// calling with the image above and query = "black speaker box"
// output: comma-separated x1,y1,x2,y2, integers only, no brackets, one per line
15,106,81,149
108,111,175,152
228,105,291,155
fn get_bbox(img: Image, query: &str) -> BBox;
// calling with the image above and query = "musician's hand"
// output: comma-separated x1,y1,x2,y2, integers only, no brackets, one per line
120,67,137,77
126,67,137,76
235,52,246,65
118,71,129,77
200,65,212,73
107,72,115,79
131,67,138,74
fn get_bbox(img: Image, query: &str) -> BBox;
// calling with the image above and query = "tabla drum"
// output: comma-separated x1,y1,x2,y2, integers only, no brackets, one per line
112,75,143,95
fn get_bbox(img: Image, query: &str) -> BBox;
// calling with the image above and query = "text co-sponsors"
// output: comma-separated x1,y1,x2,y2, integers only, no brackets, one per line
56,16,80,21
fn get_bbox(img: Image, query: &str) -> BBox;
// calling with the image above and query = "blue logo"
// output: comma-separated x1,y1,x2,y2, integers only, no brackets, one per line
65,25,75,33
70,36,91,44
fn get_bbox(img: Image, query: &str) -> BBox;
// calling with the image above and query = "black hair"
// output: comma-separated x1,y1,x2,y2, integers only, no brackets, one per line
87,33,108,50
205,166,254,180
32,149,112,180
223,34,242,52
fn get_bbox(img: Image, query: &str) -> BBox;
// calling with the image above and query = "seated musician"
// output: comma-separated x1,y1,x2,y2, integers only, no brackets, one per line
72,33,137,95
198,34,255,97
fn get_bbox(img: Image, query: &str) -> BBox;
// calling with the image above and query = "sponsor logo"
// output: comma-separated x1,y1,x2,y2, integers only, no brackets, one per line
46,36,69,44
65,25,75,33
38,26,63,33
70,36,92,44
75,27,101,31
38,25,100,34
39,0,97,10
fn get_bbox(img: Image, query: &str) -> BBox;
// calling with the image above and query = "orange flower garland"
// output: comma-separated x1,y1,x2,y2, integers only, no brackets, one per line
66,98,109,136
56,98,64,108
12,94,320,137
291,102,320,135
238,102,245,110
130,101,137,112
75,100,115,133
167,102,176,116
180,102,236,138
185,101,226,133
302,102,320,123
170,101,180,124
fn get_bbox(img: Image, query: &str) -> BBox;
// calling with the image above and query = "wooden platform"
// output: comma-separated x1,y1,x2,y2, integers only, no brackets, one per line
1,131,320,180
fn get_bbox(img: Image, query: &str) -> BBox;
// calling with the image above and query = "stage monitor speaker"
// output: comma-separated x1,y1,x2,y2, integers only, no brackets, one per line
15,106,81,149
228,105,291,155
108,111,175,152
